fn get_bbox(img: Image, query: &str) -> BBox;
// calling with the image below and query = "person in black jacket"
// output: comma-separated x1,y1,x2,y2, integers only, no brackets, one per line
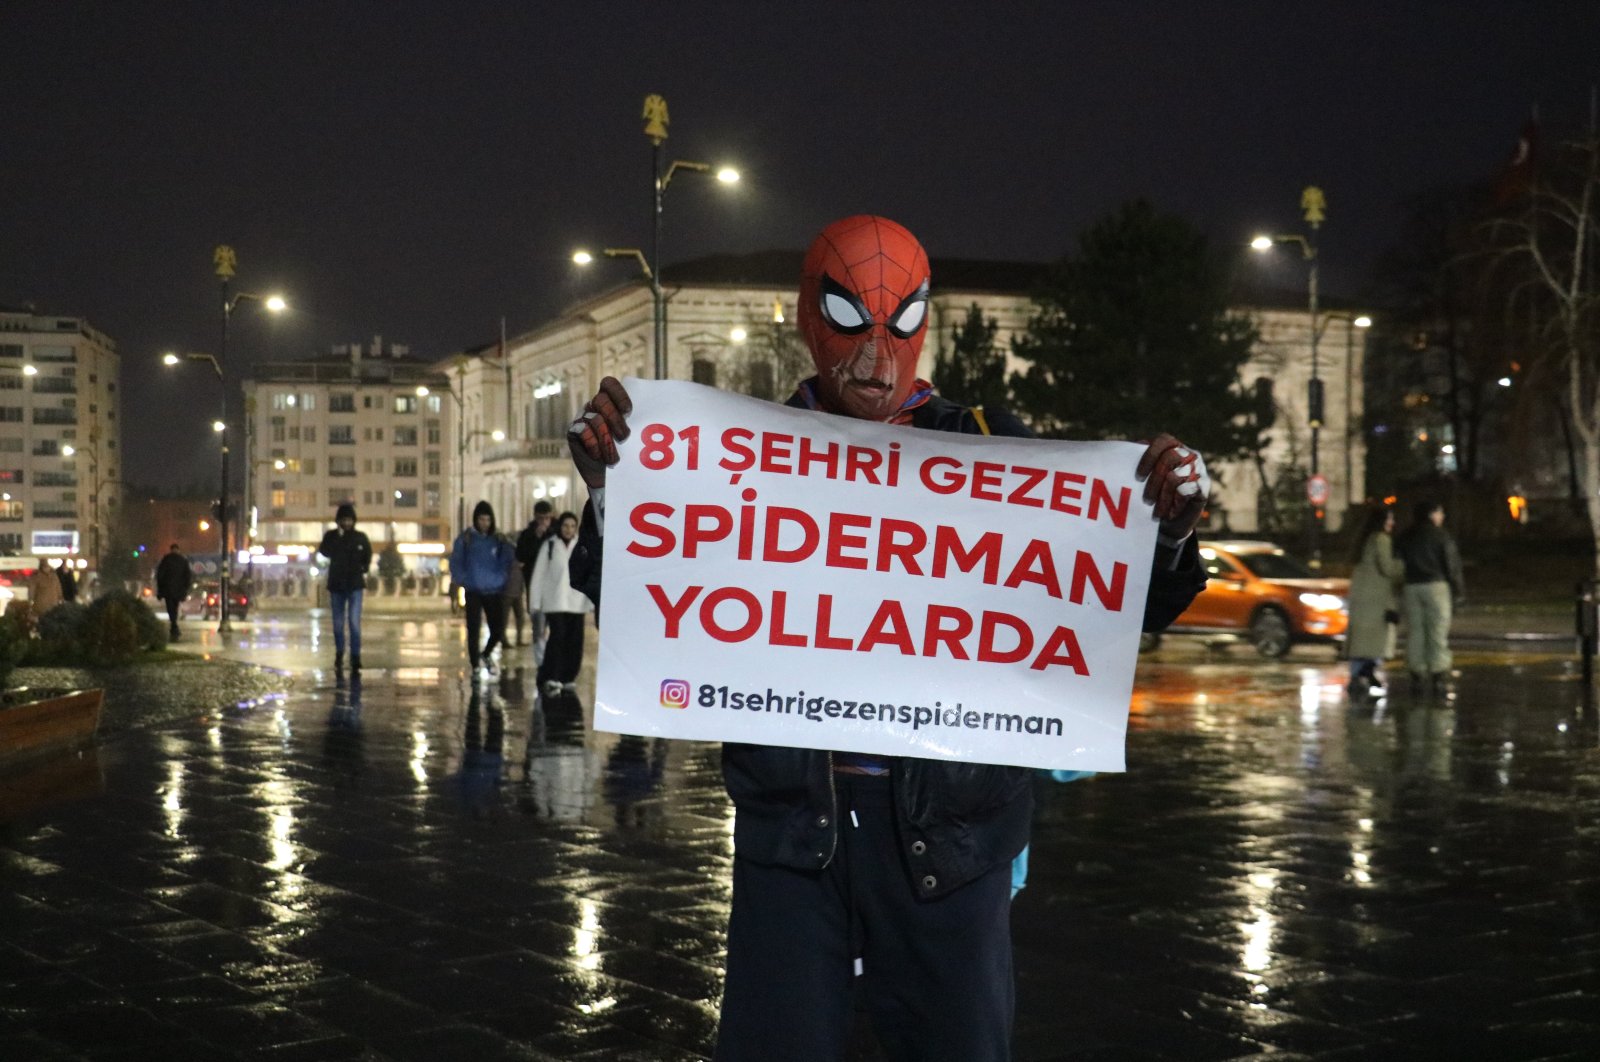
1395,500,1464,697
154,543,193,640
567,216,1208,1062
318,502,372,672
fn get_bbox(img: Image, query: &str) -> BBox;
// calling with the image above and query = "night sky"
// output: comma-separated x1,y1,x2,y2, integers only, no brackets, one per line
4,1,1598,488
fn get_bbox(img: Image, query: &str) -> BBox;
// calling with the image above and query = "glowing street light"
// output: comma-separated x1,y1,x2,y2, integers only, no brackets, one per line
21,364,37,377
575,95,741,379
212,420,226,433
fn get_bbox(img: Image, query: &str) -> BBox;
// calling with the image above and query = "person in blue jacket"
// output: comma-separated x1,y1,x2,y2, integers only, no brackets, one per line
450,500,515,676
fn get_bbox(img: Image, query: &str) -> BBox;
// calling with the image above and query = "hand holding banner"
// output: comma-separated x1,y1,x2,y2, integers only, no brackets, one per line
593,379,1159,770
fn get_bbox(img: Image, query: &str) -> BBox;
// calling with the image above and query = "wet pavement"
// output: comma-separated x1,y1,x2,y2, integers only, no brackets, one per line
2,615,1599,1059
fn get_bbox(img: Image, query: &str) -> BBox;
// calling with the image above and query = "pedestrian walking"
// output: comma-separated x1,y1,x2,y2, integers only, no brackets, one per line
1345,505,1402,698
566,215,1209,1062
154,543,193,640
504,551,528,647
529,510,591,695
318,503,372,672
54,560,78,603
27,558,63,615
1395,501,1464,697
515,500,555,664
450,500,515,677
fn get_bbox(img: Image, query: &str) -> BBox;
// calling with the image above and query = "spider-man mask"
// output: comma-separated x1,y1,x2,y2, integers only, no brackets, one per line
798,215,931,420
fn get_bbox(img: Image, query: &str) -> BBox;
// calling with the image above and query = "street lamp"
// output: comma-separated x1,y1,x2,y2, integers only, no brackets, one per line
1316,311,1373,510
1251,186,1329,565
169,243,287,633
574,95,739,380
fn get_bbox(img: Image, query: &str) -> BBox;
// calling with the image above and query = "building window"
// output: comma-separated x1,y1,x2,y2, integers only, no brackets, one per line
0,438,20,452
329,393,355,412
303,427,316,443
271,416,286,443
288,425,300,440
329,456,356,477
424,484,441,516
0,345,20,360
394,488,418,508
394,395,418,414
393,457,417,477
0,408,23,423
426,420,441,445
363,395,374,409
427,395,442,414
0,501,23,521
0,376,20,391
328,489,349,507
302,458,316,475
329,425,354,445
300,393,317,411
393,426,418,446
425,452,441,476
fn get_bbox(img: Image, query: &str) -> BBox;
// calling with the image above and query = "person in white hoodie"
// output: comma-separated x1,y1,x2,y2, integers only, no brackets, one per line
529,511,592,694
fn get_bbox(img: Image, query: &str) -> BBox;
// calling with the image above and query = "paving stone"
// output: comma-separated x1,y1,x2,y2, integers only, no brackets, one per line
2,626,1599,1059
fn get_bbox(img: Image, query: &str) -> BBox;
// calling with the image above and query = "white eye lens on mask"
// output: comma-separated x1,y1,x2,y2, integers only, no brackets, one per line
823,292,866,330
890,299,926,335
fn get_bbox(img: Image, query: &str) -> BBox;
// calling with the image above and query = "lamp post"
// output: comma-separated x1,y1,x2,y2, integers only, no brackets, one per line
170,246,285,633
1252,186,1328,565
421,379,502,542
1319,312,1373,509
574,95,738,380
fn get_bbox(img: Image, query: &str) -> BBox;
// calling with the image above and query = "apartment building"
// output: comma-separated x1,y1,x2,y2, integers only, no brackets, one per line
0,307,121,558
241,337,451,562
446,252,1367,536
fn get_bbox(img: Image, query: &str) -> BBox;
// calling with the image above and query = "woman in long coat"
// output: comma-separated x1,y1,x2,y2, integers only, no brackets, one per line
1346,506,1402,696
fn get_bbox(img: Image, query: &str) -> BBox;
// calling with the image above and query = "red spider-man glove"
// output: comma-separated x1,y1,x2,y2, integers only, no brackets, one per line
567,376,633,489
1135,434,1210,549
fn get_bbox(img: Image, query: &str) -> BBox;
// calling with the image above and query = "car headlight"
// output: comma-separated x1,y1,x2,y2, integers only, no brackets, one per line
1298,592,1345,612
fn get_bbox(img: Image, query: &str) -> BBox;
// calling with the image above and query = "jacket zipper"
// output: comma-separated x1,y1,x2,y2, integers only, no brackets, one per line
823,751,839,866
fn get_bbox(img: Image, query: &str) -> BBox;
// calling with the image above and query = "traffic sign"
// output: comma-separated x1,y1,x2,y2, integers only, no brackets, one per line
1306,473,1330,506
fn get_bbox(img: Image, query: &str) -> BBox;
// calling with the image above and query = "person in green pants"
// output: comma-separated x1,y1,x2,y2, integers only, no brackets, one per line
1395,501,1463,698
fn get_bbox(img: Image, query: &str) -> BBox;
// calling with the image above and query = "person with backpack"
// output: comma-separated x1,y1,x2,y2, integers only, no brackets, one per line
450,500,515,677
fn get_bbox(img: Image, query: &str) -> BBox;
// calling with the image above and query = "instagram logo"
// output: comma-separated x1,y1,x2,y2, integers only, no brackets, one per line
659,679,691,710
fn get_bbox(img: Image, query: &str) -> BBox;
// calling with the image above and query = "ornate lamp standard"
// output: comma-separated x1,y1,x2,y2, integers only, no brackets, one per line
573,95,738,379
1252,186,1331,565
164,245,285,632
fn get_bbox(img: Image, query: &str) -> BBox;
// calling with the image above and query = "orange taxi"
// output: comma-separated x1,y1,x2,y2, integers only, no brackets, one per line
1151,540,1348,657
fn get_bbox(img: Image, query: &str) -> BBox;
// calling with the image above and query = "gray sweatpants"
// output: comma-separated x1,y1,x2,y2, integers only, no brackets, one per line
1403,581,1453,676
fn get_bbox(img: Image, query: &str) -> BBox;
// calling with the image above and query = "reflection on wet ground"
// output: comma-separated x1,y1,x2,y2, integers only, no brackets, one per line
2,625,1598,1059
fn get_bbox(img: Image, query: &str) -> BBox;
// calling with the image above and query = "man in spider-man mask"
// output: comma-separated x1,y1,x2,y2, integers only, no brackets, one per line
569,215,1207,1062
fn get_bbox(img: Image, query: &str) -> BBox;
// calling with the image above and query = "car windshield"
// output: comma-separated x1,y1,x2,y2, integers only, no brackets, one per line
1234,550,1315,580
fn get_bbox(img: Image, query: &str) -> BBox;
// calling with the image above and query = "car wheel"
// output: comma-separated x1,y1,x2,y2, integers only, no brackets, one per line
1249,608,1292,658
1138,632,1161,653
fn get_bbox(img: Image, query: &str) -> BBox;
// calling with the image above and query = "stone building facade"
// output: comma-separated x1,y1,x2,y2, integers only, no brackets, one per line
444,254,1368,541
0,308,121,559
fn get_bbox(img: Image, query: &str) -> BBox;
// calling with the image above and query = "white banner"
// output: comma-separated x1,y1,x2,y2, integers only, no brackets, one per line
593,379,1159,770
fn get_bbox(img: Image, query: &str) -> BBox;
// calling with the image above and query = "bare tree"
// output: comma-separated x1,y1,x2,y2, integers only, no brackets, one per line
1489,132,1600,572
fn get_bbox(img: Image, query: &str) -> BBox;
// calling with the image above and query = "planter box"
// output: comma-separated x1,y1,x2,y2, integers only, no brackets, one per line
0,687,104,768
